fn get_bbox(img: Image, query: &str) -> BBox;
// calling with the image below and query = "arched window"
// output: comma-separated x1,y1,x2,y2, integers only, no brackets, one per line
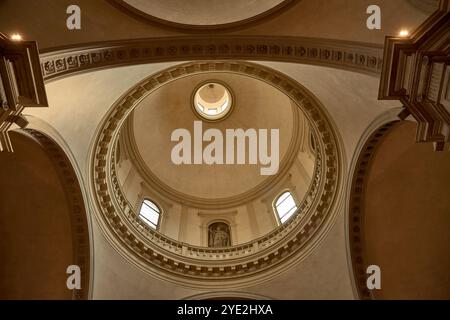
274,191,298,224
139,199,161,230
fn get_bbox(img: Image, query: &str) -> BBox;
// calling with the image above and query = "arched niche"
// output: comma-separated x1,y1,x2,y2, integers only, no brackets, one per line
0,130,90,299
208,221,232,248
349,121,450,299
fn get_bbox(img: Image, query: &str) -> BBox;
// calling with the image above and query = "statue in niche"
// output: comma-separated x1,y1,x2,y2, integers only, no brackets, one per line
208,222,231,247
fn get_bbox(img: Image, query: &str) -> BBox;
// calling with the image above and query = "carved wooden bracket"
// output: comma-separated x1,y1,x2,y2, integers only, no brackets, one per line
378,0,450,151
0,33,48,152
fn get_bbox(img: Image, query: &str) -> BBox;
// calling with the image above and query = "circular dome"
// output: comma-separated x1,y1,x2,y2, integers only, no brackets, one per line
113,0,294,29
91,61,343,289
193,82,233,121
126,72,298,202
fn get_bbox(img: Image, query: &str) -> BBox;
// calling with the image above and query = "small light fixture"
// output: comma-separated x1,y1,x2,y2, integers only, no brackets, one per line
10,33,23,41
399,30,409,37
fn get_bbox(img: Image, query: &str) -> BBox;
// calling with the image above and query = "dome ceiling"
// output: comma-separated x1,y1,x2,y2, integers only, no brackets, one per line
128,72,297,200
91,61,342,288
114,0,292,29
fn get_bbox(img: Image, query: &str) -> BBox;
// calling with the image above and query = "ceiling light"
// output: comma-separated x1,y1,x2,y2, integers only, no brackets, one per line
10,33,22,41
399,30,409,37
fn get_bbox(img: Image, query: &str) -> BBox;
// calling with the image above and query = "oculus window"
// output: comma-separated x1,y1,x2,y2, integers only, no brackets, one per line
193,82,233,121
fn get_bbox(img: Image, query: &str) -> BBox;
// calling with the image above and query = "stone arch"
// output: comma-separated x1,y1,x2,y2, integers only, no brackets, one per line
0,129,91,299
348,120,450,299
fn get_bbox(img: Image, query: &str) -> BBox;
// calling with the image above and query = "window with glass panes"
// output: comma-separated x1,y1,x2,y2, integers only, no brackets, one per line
274,191,298,224
139,199,161,229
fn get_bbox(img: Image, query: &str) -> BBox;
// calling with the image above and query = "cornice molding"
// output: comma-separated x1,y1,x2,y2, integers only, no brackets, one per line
89,61,345,289
39,36,384,83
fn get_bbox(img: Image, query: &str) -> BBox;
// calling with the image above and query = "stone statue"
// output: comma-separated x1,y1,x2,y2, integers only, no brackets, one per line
208,222,231,247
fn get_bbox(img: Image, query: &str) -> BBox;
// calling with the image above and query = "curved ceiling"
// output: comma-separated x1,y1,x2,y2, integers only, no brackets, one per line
91,61,343,288
114,0,291,29
0,131,90,300
407,0,439,13
350,121,450,299
129,72,296,199
365,122,450,299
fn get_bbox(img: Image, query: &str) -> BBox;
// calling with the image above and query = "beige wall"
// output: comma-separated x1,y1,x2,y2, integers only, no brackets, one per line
362,121,450,299
0,132,74,299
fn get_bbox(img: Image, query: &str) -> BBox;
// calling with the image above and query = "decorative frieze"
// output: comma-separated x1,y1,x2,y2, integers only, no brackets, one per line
40,36,384,82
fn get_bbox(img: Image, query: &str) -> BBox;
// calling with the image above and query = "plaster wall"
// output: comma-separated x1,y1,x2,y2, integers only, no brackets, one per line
0,132,74,299
362,122,450,299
